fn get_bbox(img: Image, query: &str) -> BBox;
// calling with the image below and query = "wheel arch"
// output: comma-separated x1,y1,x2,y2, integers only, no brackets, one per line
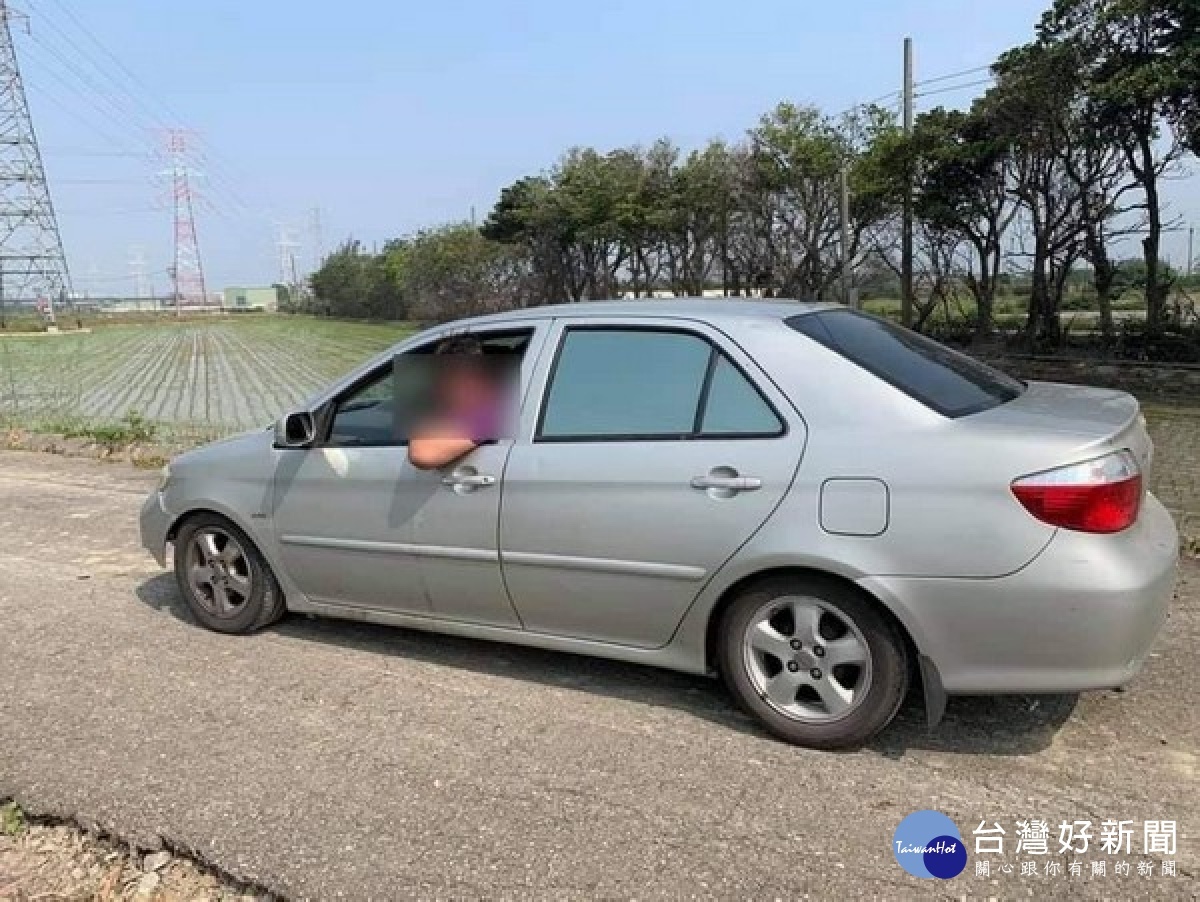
167,502,262,545
165,501,301,610
702,565,938,718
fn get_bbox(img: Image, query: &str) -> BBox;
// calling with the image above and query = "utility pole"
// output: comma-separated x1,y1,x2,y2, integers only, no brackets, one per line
0,1,72,326
840,163,852,307
901,36,915,327
1189,225,1195,275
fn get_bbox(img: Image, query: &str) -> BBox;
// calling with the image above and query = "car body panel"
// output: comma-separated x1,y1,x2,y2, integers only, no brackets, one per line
859,493,1178,692
271,445,436,615
152,427,282,573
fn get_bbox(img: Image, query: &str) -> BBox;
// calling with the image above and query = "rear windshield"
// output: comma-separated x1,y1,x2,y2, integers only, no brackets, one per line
786,310,1024,418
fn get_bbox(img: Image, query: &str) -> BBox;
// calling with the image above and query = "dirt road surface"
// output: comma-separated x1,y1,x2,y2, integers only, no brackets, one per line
0,451,1195,900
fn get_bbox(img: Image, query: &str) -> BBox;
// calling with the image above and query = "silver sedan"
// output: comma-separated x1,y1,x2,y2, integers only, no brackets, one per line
140,301,1179,748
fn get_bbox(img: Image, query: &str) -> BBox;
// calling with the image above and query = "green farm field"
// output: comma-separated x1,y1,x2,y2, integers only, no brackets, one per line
0,317,413,442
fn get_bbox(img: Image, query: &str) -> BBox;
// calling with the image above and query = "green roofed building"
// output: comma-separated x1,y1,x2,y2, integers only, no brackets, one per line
223,286,280,312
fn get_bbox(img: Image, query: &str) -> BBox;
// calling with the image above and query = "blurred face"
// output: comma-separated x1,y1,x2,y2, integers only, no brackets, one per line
436,360,495,414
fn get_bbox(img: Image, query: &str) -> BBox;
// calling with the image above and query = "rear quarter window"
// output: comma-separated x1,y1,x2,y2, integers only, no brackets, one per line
786,310,1024,418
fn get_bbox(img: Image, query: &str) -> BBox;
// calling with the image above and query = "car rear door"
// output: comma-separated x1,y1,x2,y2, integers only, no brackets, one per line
499,317,806,648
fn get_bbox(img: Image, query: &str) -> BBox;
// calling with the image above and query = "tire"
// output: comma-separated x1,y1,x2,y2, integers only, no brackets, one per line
172,512,286,635
717,575,909,750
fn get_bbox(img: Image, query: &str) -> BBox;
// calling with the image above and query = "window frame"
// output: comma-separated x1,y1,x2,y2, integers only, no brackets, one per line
316,327,536,449
533,323,787,444
317,358,407,449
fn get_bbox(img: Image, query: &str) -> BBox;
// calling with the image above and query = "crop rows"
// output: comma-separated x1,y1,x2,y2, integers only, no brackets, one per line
0,317,412,442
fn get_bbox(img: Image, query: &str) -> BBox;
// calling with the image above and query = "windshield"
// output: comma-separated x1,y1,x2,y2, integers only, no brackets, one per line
786,310,1025,418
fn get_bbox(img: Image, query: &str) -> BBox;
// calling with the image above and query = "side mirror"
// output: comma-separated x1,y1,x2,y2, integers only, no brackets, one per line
275,411,316,449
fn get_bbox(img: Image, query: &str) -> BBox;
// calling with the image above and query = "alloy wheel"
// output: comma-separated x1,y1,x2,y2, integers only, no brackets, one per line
185,526,254,619
742,595,873,723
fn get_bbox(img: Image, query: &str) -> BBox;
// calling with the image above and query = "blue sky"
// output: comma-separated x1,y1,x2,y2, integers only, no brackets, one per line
19,0,1197,294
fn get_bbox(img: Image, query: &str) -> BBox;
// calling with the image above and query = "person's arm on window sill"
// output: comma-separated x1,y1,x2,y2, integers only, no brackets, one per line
408,419,479,470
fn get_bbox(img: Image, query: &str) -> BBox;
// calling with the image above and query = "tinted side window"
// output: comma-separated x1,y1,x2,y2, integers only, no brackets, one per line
538,328,784,441
787,310,1024,418
701,355,783,435
540,330,709,438
328,367,395,446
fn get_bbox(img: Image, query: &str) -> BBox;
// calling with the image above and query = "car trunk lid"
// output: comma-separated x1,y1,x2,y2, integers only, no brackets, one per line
968,380,1153,485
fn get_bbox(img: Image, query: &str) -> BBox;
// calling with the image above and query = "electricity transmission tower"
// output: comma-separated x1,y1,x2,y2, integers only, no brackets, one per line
162,128,208,314
276,222,300,294
0,1,71,326
309,205,323,272
128,243,149,303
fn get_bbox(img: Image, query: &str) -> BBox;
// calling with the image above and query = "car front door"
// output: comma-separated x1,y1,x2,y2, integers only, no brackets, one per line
499,318,806,648
272,323,549,627
270,359,432,614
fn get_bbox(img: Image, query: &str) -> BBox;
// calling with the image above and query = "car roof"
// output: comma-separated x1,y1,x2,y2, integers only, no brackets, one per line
453,298,840,329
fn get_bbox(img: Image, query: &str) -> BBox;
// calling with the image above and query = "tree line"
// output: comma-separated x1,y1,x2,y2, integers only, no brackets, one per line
301,0,1199,353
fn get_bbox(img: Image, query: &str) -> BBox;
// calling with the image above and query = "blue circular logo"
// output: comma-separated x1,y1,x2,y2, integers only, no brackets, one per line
892,810,967,879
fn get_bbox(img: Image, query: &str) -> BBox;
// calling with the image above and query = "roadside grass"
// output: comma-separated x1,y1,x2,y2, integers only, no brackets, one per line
1,801,25,837
35,411,159,447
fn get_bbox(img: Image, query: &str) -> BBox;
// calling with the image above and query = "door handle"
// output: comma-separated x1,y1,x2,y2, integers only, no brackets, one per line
690,475,762,492
442,473,496,489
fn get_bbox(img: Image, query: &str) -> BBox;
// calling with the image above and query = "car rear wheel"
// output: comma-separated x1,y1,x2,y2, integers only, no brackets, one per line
173,513,285,634
718,575,909,749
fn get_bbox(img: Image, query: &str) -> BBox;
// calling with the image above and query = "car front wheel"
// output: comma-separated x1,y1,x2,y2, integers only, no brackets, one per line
718,575,909,749
173,513,285,634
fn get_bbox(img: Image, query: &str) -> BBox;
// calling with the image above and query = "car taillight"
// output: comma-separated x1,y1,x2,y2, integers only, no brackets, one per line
1011,450,1143,534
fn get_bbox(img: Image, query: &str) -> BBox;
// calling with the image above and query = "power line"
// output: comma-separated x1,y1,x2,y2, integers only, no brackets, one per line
25,32,157,145
20,55,154,156
21,6,281,267
43,0,180,120
28,4,263,222
57,208,159,215
836,63,994,119
42,149,153,158
915,76,995,100
914,65,991,87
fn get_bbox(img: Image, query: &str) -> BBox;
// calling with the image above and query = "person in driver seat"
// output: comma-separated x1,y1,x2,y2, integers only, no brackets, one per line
408,335,506,470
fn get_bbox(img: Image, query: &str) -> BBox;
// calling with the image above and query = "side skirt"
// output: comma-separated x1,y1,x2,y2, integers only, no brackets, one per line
291,598,712,678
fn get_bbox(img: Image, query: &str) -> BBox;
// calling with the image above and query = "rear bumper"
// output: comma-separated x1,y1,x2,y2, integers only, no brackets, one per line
863,494,1179,693
139,490,171,567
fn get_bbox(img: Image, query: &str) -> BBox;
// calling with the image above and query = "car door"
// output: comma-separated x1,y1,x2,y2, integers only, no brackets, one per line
271,324,547,628
270,357,433,614
499,318,806,648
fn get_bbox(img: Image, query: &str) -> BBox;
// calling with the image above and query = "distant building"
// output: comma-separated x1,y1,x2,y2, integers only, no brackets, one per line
223,286,279,312
619,289,766,300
